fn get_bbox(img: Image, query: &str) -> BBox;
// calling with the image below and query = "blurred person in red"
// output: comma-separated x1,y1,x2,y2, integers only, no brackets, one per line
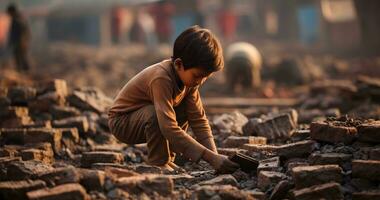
217,1,237,42
148,1,175,43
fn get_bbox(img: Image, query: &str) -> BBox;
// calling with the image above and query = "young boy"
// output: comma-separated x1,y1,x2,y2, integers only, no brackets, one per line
108,25,239,173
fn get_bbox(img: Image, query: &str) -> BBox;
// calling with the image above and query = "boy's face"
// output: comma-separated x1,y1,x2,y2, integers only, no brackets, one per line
176,63,213,87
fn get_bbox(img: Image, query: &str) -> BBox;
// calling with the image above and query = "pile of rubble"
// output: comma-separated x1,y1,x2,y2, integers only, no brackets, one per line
1,79,380,200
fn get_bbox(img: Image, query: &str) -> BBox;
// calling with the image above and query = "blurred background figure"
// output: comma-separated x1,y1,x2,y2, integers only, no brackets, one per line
225,42,262,93
6,3,31,72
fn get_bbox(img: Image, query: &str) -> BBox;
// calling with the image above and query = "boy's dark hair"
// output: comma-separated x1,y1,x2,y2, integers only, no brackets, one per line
172,25,224,73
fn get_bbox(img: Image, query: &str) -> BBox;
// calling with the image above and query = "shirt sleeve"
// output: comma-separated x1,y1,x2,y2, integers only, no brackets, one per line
150,78,207,161
185,87,218,153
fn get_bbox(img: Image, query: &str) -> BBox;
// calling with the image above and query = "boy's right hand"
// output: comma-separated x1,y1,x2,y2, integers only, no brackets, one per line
203,149,239,174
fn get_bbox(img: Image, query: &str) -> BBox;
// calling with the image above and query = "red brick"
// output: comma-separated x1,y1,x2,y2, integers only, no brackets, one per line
357,122,380,143
243,140,316,159
0,180,46,200
309,153,352,167
352,190,380,200
116,175,173,196
78,169,105,191
27,183,90,200
290,182,343,200
310,121,357,144
52,117,89,134
37,167,80,187
352,160,380,181
81,151,124,168
222,136,267,148
291,165,342,189
257,171,287,191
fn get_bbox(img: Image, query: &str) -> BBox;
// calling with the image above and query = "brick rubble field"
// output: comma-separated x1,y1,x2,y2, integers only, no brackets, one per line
0,75,380,200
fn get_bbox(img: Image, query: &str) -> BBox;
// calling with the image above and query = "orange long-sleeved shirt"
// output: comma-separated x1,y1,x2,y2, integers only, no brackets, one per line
108,59,215,161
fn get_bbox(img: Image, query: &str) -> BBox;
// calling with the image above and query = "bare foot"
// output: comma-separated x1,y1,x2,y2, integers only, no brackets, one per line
168,162,186,173
157,164,174,172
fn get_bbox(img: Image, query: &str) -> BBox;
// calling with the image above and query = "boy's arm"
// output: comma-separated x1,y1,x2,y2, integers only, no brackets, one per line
184,87,218,153
150,78,207,162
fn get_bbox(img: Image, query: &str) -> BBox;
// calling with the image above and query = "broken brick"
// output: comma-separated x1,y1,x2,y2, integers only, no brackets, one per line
291,165,342,189
369,148,380,160
36,166,80,187
0,180,46,200
6,160,53,181
243,140,316,159
357,122,380,143
309,153,352,167
243,112,297,140
116,175,173,196
67,90,106,114
28,92,66,112
222,136,267,148
52,116,89,134
192,185,255,200
258,156,281,173
352,160,380,181
198,174,238,187
352,190,380,200
27,183,90,200
290,182,343,200
0,106,28,118
78,169,105,191
7,86,36,105
257,171,287,191
49,105,80,120
310,121,357,144
37,79,68,97
269,180,293,200
20,148,54,164
0,128,62,153
217,148,248,157
81,151,124,168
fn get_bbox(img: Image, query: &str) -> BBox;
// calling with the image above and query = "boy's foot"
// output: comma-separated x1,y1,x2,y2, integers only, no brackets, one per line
168,162,186,173
158,164,174,172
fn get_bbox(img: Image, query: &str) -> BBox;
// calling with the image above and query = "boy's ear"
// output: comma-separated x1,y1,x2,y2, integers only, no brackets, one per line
174,58,183,70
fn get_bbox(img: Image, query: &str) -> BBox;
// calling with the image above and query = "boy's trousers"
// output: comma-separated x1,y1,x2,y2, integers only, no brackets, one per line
108,103,189,166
